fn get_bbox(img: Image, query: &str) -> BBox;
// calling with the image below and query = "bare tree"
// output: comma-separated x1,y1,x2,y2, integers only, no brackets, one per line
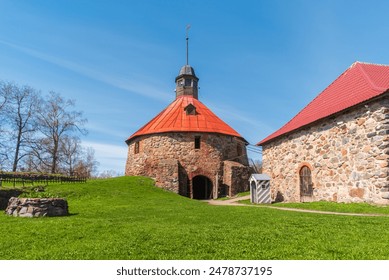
98,170,121,178
4,83,40,171
250,159,262,173
0,82,11,167
59,135,82,176
0,82,9,112
35,91,87,174
0,83,93,175
73,147,99,178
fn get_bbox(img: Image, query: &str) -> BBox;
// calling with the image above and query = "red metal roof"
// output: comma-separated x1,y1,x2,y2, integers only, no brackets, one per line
258,62,389,145
127,96,245,142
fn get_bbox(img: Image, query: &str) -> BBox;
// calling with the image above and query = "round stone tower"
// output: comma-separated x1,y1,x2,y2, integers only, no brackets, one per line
125,64,250,199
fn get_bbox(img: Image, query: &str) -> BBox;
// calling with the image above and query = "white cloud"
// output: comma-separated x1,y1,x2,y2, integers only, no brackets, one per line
86,122,127,139
83,141,127,157
208,103,275,136
82,141,127,173
0,39,171,101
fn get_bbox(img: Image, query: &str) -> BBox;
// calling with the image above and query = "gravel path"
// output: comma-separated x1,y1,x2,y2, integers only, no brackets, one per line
206,195,388,217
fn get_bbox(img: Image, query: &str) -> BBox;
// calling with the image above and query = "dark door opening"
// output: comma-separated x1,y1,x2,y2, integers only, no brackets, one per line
192,175,213,199
250,180,257,203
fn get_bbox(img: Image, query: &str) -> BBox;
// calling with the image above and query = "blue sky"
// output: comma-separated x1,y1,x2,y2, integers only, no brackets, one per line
0,0,388,174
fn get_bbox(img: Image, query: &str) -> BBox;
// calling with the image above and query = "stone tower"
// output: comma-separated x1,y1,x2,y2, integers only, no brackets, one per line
125,63,250,199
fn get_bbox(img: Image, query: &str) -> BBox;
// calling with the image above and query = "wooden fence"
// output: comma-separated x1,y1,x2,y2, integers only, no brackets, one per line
0,172,87,187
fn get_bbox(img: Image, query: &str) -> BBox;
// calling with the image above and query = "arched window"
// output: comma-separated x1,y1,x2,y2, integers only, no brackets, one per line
299,166,313,199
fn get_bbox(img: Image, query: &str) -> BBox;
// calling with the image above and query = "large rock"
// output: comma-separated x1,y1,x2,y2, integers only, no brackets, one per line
5,197,69,217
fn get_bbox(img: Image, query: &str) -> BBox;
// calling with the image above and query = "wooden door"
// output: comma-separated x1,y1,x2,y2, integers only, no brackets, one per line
299,166,313,202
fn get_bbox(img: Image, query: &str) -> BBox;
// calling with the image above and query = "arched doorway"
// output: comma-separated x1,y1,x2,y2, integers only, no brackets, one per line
299,166,313,202
192,175,213,199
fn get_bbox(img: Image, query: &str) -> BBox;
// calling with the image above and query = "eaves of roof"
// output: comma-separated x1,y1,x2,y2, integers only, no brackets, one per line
126,96,247,143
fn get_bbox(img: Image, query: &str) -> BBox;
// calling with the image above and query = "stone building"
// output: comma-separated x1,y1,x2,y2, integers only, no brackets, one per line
125,64,250,199
258,62,389,204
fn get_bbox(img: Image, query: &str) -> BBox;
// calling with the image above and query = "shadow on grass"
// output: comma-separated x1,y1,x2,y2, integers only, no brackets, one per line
0,189,24,210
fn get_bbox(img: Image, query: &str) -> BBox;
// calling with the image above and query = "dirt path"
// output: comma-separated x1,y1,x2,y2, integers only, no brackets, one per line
206,195,388,217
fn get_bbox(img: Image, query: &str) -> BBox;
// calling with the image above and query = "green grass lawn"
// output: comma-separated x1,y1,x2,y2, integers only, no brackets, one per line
238,199,389,215
1,176,389,260
270,201,389,215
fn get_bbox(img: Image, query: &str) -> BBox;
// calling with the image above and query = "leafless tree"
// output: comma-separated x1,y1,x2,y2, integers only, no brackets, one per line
98,170,121,178
250,159,263,174
35,91,87,174
73,147,99,178
0,82,95,175
0,82,11,167
4,83,40,171
59,136,82,176
0,82,9,112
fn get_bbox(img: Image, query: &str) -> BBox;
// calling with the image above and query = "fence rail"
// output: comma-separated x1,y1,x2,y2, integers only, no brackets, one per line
0,172,87,187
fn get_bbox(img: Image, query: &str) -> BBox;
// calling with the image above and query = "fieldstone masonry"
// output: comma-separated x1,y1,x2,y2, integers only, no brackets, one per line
6,197,69,217
223,160,251,196
126,132,249,198
262,95,389,204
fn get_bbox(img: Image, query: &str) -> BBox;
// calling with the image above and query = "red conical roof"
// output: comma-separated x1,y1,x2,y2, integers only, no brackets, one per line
127,96,246,142
258,62,389,145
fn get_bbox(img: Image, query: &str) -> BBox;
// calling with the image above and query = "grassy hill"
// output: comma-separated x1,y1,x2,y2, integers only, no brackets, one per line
1,176,389,260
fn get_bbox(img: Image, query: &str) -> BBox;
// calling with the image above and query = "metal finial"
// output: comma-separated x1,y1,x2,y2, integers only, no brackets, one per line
186,24,191,65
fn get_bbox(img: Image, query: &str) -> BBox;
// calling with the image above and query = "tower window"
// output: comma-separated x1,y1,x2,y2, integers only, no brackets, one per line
185,79,192,86
184,103,196,115
194,136,201,149
134,141,140,154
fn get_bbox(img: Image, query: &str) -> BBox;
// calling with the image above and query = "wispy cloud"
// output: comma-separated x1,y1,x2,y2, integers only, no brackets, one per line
208,102,275,132
83,140,127,158
82,140,127,173
86,122,128,139
0,39,171,101
205,102,276,146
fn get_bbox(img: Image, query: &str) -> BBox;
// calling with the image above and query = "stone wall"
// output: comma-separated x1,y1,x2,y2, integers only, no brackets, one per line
223,160,250,196
262,94,389,204
6,197,69,217
125,132,249,197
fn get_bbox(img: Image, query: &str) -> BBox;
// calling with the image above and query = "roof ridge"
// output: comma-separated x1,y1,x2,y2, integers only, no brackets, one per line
126,95,246,142
353,61,389,67
263,64,355,141
355,62,389,92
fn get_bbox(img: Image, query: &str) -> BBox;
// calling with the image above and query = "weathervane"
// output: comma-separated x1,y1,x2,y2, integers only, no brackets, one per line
186,24,191,65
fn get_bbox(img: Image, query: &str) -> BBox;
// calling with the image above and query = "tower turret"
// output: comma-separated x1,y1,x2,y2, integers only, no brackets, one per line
175,24,199,99
175,65,199,99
